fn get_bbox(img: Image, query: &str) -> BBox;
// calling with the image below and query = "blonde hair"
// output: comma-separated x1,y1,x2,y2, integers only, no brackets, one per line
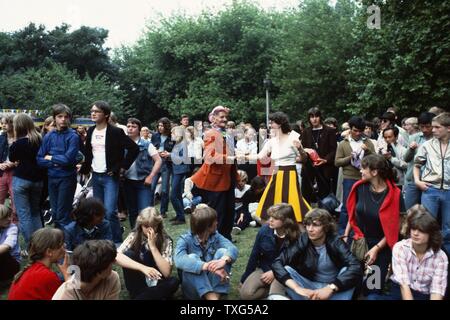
171,126,185,144
132,207,170,254
0,204,12,220
13,113,41,146
237,170,248,184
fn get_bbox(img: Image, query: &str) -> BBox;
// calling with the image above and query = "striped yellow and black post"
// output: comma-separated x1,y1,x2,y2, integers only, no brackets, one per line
255,166,311,222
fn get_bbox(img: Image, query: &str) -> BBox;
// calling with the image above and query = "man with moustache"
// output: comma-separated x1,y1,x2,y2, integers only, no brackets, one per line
190,106,237,240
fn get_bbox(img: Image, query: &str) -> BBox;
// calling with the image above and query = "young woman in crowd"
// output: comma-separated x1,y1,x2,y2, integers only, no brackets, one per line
390,204,448,300
169,126,190,225
174,204,238,300
64,197,112,251
245,112,310,223
8,228,69,300
0,205,20,284
239,203,300,300
9,113,45,251
344,153,405,299
118,207,179,300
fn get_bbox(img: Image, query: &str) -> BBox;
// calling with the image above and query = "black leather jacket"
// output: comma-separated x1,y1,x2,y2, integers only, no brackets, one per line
272,232,362,292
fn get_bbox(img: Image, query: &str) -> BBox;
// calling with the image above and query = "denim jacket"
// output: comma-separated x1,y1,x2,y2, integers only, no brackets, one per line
171,142,190,175
174,231,238,274
63,220,113,251
127,138,155,180
240,224,289,283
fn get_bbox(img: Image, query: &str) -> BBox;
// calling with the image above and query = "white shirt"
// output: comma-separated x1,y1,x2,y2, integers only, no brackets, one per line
349,136,364,153
235,184,250,210
91,127,107,173
257,131,300,166
236,139,258,164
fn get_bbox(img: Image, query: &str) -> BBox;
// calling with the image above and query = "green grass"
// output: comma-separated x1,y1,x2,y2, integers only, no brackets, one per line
0,205,259,300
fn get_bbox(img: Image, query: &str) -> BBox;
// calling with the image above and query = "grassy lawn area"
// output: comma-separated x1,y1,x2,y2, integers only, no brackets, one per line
0,204,259,300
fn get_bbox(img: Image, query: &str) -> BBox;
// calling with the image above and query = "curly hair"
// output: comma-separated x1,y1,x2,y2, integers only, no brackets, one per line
304,208,337,236
269,112,291,134
72,198,106,228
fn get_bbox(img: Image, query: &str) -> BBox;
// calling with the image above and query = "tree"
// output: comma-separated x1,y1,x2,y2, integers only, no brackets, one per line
272,0,359,122
346,0,450,118
0,23,116,80
0,62,129,119
114,1,284,126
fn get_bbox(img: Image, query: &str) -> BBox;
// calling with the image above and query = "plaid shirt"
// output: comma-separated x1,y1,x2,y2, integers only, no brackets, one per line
391,239,448,296
118,231,173,265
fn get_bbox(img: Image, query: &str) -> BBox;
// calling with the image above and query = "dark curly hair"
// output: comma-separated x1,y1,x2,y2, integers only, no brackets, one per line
72,197,106,228
157,117,172,136
269,112,291,134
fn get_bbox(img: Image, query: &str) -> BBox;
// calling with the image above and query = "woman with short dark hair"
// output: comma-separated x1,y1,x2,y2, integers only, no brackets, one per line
245,112,310,223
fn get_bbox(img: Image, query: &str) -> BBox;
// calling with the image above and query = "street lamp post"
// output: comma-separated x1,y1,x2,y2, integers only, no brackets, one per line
263,77,272,129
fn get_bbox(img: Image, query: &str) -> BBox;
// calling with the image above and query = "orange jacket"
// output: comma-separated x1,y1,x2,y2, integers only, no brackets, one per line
191,128,237,192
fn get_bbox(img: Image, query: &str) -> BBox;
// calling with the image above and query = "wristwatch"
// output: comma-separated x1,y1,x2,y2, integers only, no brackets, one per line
328,284,338,293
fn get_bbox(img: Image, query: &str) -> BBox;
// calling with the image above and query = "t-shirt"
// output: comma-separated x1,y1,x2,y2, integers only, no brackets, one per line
52,271,121,300
314,244,339,284
159,135,168,152
0,223,20,262
125,140,158,180
356,184,405,240
8,262,62,300
91,127,107,173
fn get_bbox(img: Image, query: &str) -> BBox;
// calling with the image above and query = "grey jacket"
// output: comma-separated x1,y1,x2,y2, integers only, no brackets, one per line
414,138,450,190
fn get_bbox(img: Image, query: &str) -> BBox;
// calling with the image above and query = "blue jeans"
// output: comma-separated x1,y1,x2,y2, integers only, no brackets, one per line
149,164,171,215
388,281,429,300
422,187,450,253
404,182,422,210
181,248,232,299
12,177,43,248
171,173,186,222
284,266,355,300
92,173,121,243
48,175,77,229
183,196,202,209
338,178,358,235
124,179,152,229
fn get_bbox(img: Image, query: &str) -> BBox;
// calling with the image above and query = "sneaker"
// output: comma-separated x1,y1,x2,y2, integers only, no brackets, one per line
184,206,192,215
249,221,257,227
43,210,53,225
232,226,241,235
20,249,28,258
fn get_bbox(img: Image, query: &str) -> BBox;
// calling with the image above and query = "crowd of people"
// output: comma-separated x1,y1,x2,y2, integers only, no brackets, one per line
0,101,448,300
